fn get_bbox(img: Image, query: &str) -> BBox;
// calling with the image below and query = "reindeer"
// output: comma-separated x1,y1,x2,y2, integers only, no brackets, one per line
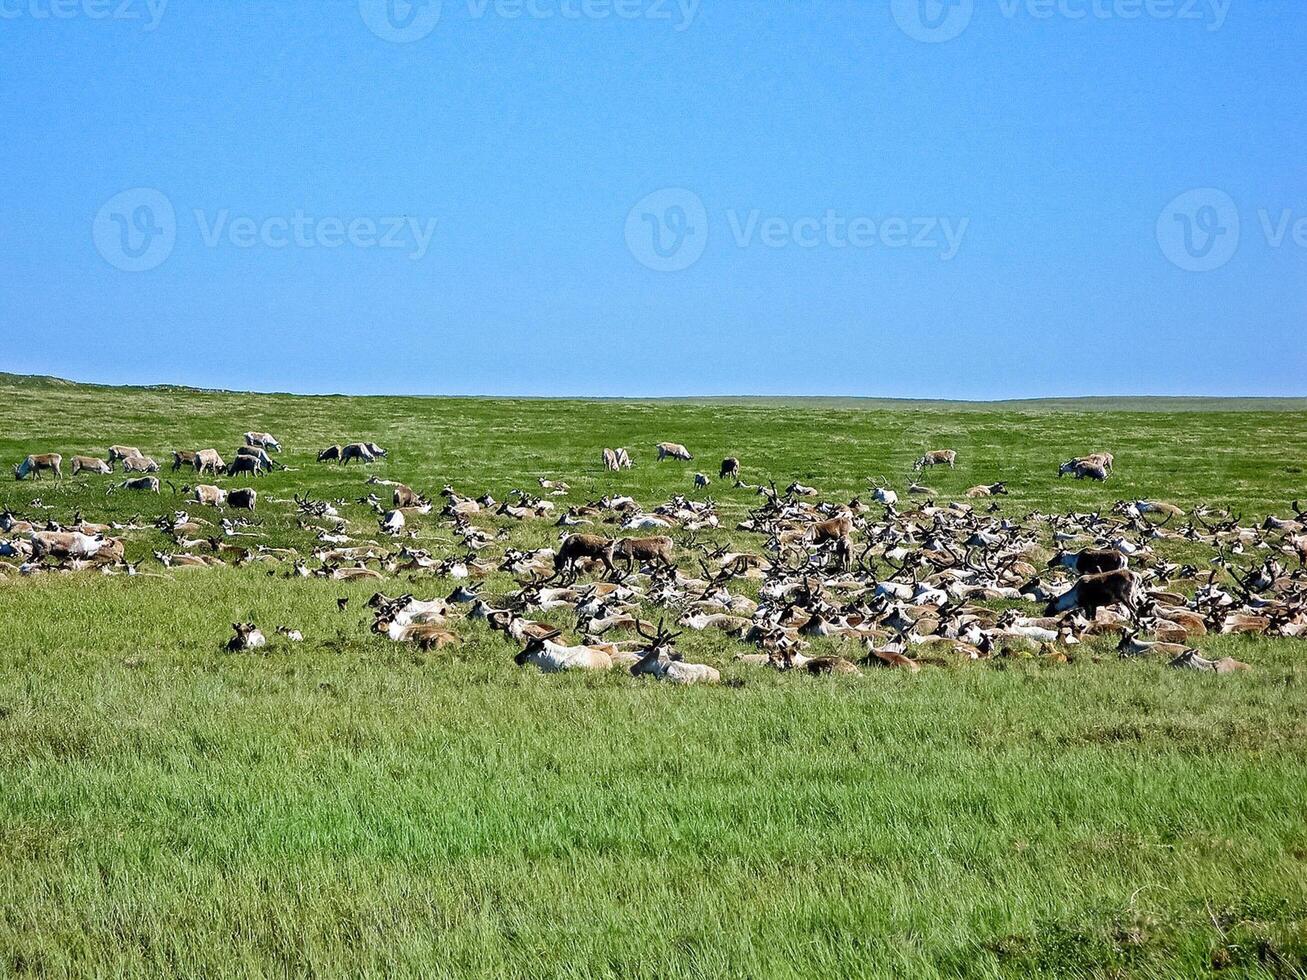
1045,568,1141,616
615,448,633,469
318,445,342,462
235,445,280,471
14,454,61,481
554,533,617,579
1059,456,1110,481
244,432,281,452
225,623,267,652
117,476,160,493
121,455,159,474
190,484,227,507
720,457,740,481
107,446,142,467
631,620,719,684
515,629,613,672
340,443,375,465
966,482,1008,498
228,488,257,511
70,455,110,475
193,449,225,475
602,448,620,472
913,450,957,471
613,535,675,571
226,455,265,477
171,450,198,471
392,484,427,509
656,442,693,462
869,478,898,508
1048,548,1127,575
694,473,711,488
29,529,105,559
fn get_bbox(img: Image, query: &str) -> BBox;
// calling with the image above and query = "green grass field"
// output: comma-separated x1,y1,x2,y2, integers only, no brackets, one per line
1,374,1305,978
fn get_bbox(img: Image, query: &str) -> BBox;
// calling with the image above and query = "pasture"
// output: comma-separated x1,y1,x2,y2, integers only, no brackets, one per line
1,373,1306,978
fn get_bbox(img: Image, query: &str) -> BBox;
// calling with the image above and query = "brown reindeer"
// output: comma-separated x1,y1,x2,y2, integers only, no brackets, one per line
14,454,61,481
1045,568,1140,616
554,533,617,579
613,535,675,570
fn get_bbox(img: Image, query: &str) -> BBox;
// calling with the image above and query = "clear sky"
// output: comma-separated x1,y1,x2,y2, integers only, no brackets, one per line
1,0,1303,397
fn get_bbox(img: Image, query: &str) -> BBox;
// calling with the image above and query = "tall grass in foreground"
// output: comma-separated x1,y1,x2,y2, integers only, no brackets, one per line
0,378,1305,976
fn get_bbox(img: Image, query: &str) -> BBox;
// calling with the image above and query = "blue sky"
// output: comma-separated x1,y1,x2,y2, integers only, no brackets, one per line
1,0,1302,397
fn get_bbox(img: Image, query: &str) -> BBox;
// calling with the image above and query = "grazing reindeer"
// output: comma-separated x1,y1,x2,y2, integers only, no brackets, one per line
244,432,281,452
226,455,265,477
340,443,375,465
720,457,740,481
14,454,61,481
613,535,675,570
1045,568,1141,616
171,450,198,471
1059,456,1111,481
656,442,693,462
117,476,160,493
70,455,111,475
615,448,632,469
555,533,617,579
694,473,711,488
318,445,342,462
191,484,227,507
228,488,257,511
193,449,225,475
602,448,620,472
235,445,280,471
121,455,159,474
913,450,957,471
108,446,142,467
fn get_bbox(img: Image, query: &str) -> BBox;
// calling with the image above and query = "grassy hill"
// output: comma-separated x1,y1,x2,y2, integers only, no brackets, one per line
0,374,1304,978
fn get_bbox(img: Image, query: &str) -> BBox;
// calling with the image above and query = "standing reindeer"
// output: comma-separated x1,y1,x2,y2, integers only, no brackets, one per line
913,450,957,471
15,454,61,481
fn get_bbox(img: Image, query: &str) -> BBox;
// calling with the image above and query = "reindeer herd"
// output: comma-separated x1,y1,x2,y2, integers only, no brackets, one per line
6,433,1305,681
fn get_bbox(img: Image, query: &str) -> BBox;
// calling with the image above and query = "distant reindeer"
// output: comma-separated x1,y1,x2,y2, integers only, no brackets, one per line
913,450,956,471
720,457,740,481
656,442,692,462
244,431,282,452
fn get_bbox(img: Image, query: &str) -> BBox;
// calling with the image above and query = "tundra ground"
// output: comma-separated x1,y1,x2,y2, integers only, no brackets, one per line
1,375,1305,978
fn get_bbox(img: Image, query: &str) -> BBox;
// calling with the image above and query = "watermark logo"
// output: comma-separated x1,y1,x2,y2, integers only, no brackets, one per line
0,0,169,30
625,188,708,272
1156,188,1240,272
359,0,443,43
94,190,442,270
625,192,969,271
193,210,439,260
93,188,176,272
893,0,1232,43
891,0,974,43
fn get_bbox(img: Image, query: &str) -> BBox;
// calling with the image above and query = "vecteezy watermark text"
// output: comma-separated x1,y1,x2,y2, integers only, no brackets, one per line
625,189,969,272
93,189,439,271
0,0,168,29
892,0,1231,43
359,0,697,43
